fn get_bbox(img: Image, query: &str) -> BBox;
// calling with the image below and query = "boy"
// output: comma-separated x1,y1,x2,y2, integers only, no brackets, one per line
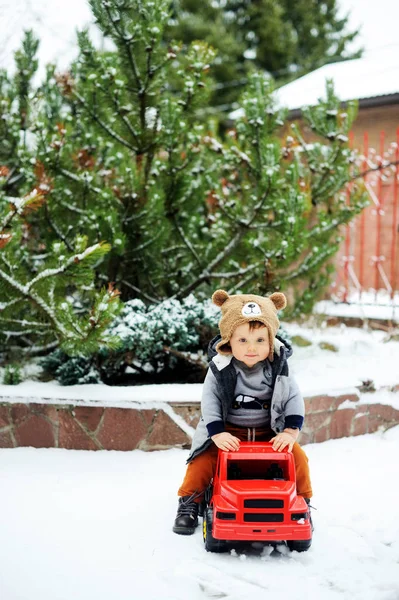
173,289,312,535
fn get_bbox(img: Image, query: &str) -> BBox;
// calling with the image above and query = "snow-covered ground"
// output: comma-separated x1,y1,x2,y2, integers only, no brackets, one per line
1,426,398,600
314,290,399,323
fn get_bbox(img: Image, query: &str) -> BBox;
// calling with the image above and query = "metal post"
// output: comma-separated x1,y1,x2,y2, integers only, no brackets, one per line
374,131,385,297
359,132,368,300
390,127,399,297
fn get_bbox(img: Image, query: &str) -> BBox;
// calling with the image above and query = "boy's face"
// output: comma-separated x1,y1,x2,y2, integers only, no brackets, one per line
229,323,269,368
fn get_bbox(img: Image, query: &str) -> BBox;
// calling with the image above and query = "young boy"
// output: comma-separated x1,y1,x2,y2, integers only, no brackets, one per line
173,288,312,535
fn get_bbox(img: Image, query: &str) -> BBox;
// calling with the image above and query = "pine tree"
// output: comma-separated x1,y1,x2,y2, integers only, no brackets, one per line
166,0,361,111
0,0,368,359
0,33,122,358
0,31,39,200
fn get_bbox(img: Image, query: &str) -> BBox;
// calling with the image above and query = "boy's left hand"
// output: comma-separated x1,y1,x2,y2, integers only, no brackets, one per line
270,431,296,452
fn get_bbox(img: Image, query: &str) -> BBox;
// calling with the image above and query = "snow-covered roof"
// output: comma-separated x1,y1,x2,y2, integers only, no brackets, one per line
230,46,399,118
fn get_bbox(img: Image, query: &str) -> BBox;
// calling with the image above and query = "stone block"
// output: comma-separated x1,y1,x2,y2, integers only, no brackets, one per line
31,404,60,424
58,411,98,450
306,394,359,413
97,408,148,451
0,430,14,448
368,404,399,422
0,405,10,428
11,404,31,425
314,425,330,443
14,415,55,448
306,395,334,413
74,406,104,432
352,413,369,436
145,410,191,449
305,411,331,431
368,416,382,434
140,409,157,428
171,405,201,429
330,409,354,439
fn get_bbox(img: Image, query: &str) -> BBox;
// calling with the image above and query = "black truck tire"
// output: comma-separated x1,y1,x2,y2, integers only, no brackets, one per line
203,507,229,553
287,538,312,552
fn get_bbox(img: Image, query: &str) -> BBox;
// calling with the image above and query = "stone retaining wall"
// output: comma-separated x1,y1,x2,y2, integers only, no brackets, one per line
1,389,399,451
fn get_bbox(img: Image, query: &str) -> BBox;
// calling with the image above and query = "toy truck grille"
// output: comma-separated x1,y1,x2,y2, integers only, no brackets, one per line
209,443,312,542
244,499,284,508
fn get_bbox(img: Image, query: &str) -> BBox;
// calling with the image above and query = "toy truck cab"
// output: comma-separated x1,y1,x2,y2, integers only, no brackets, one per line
203,441,312,553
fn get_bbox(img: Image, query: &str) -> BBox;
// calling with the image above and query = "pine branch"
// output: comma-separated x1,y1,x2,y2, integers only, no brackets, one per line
72,90,136,151
0,266,70,336
202,263,262,280
0,243,110,341
352,159,399,180
173,229,244,299
95,81,141,148
43,204,74,252
172,216,203,270
4,341,59,355
1,328,49,337
58,167,102,195
26,243,104,292
312,146,344,203
102,3,143,92
1,192,37,230
120,279,160,304
284,244,338,282
0,318,52,328
163,345,207,369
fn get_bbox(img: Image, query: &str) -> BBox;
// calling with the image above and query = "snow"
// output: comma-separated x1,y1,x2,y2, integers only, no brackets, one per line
1,426,399,600
0,0,99,82
230,45,399,118
341,0,399,54
276,46,399,110
314,290,399,322
315,300,399,322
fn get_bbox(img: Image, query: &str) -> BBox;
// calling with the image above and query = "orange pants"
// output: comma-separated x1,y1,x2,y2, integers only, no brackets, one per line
178,423,313,499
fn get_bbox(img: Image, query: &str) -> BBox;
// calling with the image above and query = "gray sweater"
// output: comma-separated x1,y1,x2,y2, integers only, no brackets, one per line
202,358,273,428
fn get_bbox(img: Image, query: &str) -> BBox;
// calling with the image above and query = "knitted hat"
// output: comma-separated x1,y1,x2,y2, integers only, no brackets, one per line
212,289,287,361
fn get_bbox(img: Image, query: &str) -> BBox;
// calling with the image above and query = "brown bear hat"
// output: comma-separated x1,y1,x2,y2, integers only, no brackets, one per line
212,289,287,361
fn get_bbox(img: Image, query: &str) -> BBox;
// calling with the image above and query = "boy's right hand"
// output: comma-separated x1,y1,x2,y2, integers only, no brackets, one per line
211,432,240,451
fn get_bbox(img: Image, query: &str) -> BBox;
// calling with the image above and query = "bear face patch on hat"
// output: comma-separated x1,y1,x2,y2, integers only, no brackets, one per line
212,289,287,361
241,302,262,317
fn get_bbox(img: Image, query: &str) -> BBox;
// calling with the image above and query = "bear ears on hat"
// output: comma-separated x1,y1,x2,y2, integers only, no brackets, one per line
212,289,287,310
212,289,230,306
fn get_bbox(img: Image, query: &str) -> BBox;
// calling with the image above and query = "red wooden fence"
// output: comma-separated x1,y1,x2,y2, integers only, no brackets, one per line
331,127,399,305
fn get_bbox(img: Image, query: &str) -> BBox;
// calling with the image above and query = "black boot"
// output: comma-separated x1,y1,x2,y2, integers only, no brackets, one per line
173,493,200,535
305,498,314,532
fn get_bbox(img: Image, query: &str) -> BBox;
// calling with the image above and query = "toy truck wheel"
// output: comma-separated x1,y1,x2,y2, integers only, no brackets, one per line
203,507,229,553
287,539,312,553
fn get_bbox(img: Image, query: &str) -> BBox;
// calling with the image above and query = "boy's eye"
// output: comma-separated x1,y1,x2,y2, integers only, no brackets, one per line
239,338,247,343
257,338,265,343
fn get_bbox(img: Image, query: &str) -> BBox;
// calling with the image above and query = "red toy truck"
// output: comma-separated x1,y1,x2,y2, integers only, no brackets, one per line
202,441,312,553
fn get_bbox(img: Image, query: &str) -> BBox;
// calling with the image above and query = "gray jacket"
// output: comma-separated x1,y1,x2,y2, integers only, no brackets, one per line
187,335,304,463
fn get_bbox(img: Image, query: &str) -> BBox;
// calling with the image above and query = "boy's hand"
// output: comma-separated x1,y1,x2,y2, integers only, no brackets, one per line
211,432,240,451
270,431,296,452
